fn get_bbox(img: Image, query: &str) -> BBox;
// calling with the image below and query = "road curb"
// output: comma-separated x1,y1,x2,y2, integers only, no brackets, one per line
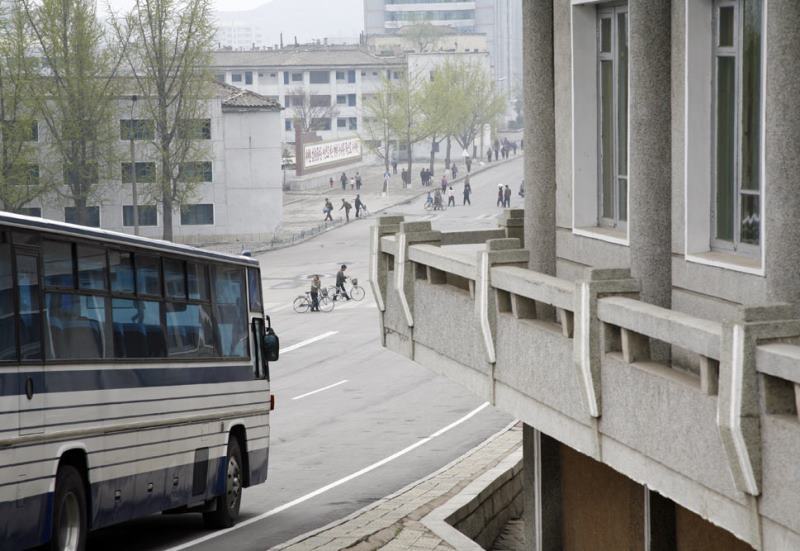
268,419,521,551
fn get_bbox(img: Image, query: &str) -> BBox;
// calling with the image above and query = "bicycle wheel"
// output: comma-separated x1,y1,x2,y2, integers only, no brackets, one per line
292,296,310,313
350,285,365,301
327,286,339,300
319,296,335,312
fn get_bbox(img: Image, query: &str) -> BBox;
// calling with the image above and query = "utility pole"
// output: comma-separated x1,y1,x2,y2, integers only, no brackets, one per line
130,95,139,236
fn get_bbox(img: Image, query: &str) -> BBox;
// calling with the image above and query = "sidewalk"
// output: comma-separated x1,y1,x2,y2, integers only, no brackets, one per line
269,424,523,551
203,154,522,255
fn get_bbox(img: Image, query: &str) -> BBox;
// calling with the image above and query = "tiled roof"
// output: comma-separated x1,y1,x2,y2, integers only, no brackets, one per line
214,81,282,110
210,48,405,69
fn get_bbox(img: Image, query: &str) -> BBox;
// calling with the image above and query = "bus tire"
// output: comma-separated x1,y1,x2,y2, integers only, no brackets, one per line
203,437,243,529
50,464,88,551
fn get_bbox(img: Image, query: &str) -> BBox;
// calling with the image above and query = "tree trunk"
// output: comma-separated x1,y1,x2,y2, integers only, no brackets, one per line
429,141,436,174
162,188,174,241
445,136,451,169
74,197,88,226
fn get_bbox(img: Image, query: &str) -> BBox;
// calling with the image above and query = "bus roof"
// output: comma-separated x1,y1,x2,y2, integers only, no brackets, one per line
0,211,260,268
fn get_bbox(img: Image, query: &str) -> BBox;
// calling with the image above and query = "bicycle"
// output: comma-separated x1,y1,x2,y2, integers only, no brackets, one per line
327,277,366,302
293,288,334,313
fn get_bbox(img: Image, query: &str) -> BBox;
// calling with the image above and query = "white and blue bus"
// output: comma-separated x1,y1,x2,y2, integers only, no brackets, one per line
0,212,278,550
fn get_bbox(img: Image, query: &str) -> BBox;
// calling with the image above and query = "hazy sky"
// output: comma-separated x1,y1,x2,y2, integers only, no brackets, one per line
105,0,297,14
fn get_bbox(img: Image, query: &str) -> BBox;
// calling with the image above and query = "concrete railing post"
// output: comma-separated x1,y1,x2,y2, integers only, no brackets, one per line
498,209,525,247
371,216,404,347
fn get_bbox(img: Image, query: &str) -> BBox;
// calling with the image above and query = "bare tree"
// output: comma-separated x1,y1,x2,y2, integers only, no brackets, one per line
387,73,427,179
112,0,215,241
399,23,448,53
23,0,126,226
288,87,338,133
0,1,48,212
361,88,393,173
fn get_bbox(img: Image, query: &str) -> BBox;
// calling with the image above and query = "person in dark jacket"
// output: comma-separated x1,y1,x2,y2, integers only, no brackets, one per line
496,184,504,207
463,176,472,206
340,198,352,222
355,194,364,218
324,198,333,221
504,185,512,208
340,172,348,191
336,264,350,300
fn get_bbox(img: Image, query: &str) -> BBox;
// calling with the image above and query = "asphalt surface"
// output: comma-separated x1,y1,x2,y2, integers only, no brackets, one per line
85,156,523,551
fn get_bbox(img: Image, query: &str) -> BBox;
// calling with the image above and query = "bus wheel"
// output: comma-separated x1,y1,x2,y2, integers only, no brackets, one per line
204,437,243,529
51,465,88,551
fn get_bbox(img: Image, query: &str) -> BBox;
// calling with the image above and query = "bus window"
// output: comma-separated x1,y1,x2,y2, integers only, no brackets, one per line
136,255,161,297
212,265,247,358
110,251,135,294
247,267,263,313
42,240,74,288
0,240,15,360
16,253,42,360
45,293,106,360
112,299,165,358
187,263,209,301
166,302,215,358
164,258,187,300
77,245,107,291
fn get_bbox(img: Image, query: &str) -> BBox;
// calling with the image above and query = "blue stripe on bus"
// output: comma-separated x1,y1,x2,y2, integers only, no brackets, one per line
0,446,267,547
0,364,255,397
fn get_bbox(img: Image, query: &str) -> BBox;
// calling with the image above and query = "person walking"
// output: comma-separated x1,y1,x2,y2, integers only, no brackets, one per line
340,171,348,191
504,184,512,208
433,188,443,210
340,198,352,222
487,148,492,163
425,191,433,209
392,159,398,174
329,177,334,188
463,176,472,206
323,198,333,221
447,186,455,207
355,194,364,218
496,184,504,207
440,174,448,194
355,172,362,190
336,264,350,300
349,175,356,190
451,162,458,180
383,170,390,194
310,275,321,312
419,168,426,187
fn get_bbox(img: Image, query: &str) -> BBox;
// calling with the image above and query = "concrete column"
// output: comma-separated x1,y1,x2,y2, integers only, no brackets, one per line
628,1,671,308
765,1,800,305
523,425,562,550
522,1,556,277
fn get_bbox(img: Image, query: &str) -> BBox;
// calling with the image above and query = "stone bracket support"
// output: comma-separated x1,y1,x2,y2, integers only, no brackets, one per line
718,304,800,496
395,221,442,329
370,216,404,313
476,239,529,366
574,268,640,418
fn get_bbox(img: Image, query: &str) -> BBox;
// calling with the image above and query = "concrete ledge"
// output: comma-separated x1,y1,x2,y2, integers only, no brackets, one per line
422,450,523,551
756,342,800,385
491,265,575,311
408,244,480,281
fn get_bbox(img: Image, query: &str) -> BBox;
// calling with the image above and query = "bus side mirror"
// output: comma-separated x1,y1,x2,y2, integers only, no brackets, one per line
263,316,279,362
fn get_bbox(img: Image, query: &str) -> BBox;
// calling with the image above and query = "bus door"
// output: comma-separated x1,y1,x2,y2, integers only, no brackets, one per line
15,251,45,435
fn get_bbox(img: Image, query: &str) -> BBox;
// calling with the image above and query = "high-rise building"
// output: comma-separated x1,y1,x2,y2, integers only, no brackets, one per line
364,0,522,101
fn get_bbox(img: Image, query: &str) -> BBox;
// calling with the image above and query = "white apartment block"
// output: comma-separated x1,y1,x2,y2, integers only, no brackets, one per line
16,83,283,245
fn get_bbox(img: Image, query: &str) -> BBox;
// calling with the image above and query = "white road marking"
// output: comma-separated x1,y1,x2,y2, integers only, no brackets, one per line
162,402,491,551
292,379,348,400
281,331,338,354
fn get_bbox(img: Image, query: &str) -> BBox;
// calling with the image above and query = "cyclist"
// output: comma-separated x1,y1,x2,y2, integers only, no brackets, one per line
336,264,350,300
425,191,433,209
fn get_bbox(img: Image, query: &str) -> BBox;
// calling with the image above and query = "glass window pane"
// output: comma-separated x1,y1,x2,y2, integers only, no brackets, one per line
600,60,614,220
45,293,106,360
617,11,628,178
136,255,161,297
187,263,209,301
600,17,612,53
0,242,16,360
43,241,74,288
618,178,628,222
248,267,263,312
166,303,215,358
741,0,762,192
740,194,760,245
77,245,107,291
716,56,736,242
111,299,165,358
719,6,735,47
164,258,186,300
109,251,135,294
16,254,41,360
212,266,248,358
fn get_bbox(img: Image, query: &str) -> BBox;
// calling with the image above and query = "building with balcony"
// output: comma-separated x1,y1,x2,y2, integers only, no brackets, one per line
372,1,800,549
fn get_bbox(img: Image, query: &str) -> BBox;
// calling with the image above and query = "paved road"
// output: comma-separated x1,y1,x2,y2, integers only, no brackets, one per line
86,157,523,551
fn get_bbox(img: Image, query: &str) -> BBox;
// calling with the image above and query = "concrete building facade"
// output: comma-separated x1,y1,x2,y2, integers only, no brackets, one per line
18,83,283,245
372,0,800,548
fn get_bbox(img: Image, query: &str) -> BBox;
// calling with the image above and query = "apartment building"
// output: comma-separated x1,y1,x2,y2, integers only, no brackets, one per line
18,82,283,245
372,1,800,549
210,48,405,145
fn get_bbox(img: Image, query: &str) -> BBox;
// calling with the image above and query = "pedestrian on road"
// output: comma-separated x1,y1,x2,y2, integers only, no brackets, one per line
487,148,492,163
310,275,321,312
340,171,348,191
466,156,472,172
433,188,443,210
350,175,356,190
383,170,390,194
355,194,364,218
512,142,518,155
401,168,407,189
504,184,512,208
329,177,334,188
496,184,504,207
425,191,433,208
463,176,472,206
447,186,455,207
323,198,333,221
451,163,458,180
340,198,352,222
336,265,350,300
392,160,398,174
518,180,525,198
355,172,362,190
440,174,448,194
419,168,425,187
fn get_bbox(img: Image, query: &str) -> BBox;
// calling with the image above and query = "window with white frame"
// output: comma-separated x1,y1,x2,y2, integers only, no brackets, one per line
712,0,762,253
